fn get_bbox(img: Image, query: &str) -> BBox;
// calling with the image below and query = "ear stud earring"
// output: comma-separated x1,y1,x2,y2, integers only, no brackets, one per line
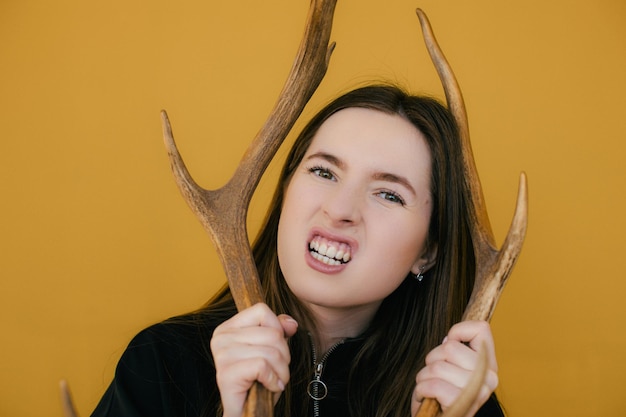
414,266,426,282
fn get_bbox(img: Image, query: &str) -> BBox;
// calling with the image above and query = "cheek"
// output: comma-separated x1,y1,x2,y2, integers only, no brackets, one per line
278,176,318,227
277,184,302,235
376,216,430,268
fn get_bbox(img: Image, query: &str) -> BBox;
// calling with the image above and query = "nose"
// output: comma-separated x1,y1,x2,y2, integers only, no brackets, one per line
321,184,363,226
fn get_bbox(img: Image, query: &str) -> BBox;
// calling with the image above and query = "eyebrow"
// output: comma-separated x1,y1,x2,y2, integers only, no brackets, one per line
306,151,345,168
305,151,417,197
371,172,417,197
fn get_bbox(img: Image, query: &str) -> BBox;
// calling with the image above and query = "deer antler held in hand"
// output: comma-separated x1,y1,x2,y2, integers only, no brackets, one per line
414,8,528,417
162,1,338,416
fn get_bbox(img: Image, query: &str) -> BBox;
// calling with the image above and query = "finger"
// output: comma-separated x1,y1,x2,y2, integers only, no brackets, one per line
414,377,461,410
417,358,473,387
212,304,293,362
446,321,498,370
416,357,499,391
215,338,288,363
425,339,479,372
410,388,424,417
214,324,289,348
278,314,299,337
213,325,291,357
217,303,283,332
217,357,287,417
220,357,288,392
415,369,498,412
211,333,292,381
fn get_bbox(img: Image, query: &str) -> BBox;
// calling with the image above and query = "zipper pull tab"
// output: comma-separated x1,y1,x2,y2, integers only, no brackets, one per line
314,363,323,380
307,362,328,401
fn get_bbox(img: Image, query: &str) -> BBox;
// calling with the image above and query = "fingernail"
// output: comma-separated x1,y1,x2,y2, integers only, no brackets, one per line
284,317,298,327
442,336,448,344
278,380,285,391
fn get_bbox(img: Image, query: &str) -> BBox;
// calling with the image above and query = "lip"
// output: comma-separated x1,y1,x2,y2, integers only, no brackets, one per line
305,228,358,274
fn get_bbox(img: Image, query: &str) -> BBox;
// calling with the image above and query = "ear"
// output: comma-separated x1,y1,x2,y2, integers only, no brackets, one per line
410,244,438,275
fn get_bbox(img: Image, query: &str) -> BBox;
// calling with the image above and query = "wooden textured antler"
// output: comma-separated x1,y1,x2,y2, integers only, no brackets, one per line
162,1,338,416
58,4,337,417
59,380,79,417
414,8,528,417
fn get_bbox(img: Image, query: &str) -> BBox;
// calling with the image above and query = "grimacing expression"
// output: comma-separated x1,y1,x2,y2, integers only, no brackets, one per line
277,107,434,315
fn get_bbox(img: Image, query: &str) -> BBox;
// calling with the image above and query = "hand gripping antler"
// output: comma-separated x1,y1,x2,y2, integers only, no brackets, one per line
414,9,528,417
161,1,338,416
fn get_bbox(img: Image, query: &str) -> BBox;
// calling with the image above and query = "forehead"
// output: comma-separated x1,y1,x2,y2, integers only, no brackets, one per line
307,107,432,172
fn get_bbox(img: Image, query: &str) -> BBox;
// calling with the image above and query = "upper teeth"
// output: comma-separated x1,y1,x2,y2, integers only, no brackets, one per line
309,236,351,265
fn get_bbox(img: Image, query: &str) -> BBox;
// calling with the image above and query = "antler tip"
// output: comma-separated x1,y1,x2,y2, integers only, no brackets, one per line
519,170,528,184
160,109,170,127
516,170,529,228
59,379,79,417
518,171,529,207
160,109,170,126
160,109,176,150
415,8,428,22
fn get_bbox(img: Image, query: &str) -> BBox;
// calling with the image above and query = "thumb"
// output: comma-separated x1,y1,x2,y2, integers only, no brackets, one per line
277,314,299,338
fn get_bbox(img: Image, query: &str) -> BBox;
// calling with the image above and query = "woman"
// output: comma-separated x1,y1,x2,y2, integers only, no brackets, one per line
91,85,502,417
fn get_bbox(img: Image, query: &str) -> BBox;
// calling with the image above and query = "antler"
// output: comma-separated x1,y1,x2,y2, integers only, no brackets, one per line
59,380,79,417
57,4,338,417
162,1,338,416
414,8,528,417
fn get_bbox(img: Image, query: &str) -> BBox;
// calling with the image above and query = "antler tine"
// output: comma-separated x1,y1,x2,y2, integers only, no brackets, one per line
162,1,338,416
463,172,528,322
162,0,337,313
414,8,528,417
59,380,79,417
415,9,496,248
231,0,338,203
162,110,266,310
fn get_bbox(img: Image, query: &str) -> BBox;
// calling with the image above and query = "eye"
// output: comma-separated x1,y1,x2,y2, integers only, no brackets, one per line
309,166,336,181
377,190,406,206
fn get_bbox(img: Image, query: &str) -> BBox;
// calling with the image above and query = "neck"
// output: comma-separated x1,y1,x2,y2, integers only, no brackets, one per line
305,302,380,354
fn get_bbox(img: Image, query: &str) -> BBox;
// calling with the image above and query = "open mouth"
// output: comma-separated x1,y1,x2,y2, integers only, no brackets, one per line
308,235,352,266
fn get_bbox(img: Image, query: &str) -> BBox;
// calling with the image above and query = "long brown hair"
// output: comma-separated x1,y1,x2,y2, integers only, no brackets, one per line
205,84,475,417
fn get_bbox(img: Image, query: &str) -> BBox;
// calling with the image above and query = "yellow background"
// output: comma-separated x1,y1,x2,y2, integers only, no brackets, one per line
2,0,625,416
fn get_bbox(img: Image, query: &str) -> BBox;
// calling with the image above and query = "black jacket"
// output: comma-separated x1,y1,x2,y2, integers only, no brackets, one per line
92,312,504,417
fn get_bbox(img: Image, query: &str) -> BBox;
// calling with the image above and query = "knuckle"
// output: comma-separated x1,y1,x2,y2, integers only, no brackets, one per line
430,360,447,375
268,326,284,340
414,367,427,384
252,356,272,376
433,380,457,408
488,370,499,390
211,349,224,364
266,346,283,363
475,320,490,333
424,349,437,364
209,334,221,351
264,367,277,383
440,340,456,356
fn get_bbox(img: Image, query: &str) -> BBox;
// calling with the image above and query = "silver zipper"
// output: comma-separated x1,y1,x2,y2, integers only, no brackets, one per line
307,334,346,417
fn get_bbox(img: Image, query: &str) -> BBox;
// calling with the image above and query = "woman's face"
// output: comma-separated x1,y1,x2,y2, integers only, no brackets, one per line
277,107,434,318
